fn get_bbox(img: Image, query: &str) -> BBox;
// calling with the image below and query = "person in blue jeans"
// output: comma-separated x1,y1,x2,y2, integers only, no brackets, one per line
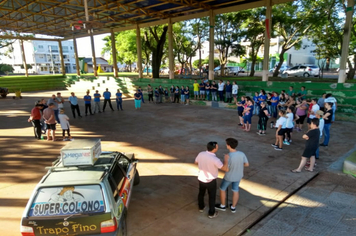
253,92,260,115
320,102,333,146
180,86,186,104
205,82,211,101
116,89,123,111
184,86,190,105
271,92,279,118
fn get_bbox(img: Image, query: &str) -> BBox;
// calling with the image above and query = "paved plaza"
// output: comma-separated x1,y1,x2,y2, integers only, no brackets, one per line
0,90,355,236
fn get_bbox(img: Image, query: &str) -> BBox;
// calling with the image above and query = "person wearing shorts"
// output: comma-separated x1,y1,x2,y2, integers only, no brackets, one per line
199,79,206,100
193,80,199,100
271,110,287,151
215,138,249,213
232,81,238,103
295,99,308,131
242,98,253,132
43,103,56,141
291,118,320,173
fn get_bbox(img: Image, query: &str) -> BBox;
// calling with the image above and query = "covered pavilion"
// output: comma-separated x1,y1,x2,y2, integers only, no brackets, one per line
0,0,353,83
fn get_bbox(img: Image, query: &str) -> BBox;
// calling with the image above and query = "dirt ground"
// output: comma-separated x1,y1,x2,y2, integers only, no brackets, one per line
1,90,355,236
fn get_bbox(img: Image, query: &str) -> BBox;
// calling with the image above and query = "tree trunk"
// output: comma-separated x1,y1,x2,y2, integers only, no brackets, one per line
273,48,287,77
346,55,356,80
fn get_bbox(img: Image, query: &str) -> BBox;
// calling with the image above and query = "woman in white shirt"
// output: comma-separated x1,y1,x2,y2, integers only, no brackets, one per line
232,81,238,103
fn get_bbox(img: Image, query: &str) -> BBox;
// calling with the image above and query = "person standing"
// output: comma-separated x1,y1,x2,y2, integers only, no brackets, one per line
237,96,246,127
287,86,295,97
314,110,324,160
116,89,123,111
307,98,320,129
68,92,82,118
43,103,56,141
271,110,287,151
56,92,65,112
170,85,175,102
138,87,144,103
211,81,218,101
28,103,44,140
257,101,269,135
324,93,337,122
218,80,225,102
154,88,160,104
180,86,186,104
84,91,93,116
58,108,73,141
205,82,211,101
232,81,238,103
291,118,320,173
242,98,254,132
193,79,199,100
103,88,115,111
48,94,60,124
199,79,206,100
147,84,154,103
225,80,232,103
317,93,326,112
93,90,102,113
215,138,249,213
158,85,164,103
195,141,229,219
184,86,190,105
295,99,308,132
320,102,333,147
298,86,307,101
284,106,294,144
134,89,142,109
173,86,180,103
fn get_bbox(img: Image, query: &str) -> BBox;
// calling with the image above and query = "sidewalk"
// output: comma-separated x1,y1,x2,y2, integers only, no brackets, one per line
245,165,356,235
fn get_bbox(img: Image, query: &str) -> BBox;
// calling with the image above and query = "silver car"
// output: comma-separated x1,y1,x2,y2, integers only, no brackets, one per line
283,65,320,77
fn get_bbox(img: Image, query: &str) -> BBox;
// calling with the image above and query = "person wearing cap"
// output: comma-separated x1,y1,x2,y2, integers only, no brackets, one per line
93,90,102,113
28,103,44,140
68,92,82,118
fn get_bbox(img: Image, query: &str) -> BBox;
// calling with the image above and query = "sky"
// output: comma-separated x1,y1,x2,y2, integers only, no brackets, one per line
74,33,110,59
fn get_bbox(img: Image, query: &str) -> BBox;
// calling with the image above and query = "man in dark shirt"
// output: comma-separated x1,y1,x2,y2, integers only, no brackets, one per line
28,103,44,140
199,79,206,100
225,80,232,103
291,118,320,173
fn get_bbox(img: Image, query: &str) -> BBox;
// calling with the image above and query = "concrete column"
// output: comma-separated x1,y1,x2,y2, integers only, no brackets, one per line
262,0,272,82
111,29,119,77
58,40,66,76
136,25,143,78
89,31,97,76
73,35,80,76
209,10,215,81
338,0,354,83
168,19,174,79
20,40,28,77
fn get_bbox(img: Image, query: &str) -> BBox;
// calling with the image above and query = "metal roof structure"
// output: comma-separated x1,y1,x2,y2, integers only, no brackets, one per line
0,0,291,40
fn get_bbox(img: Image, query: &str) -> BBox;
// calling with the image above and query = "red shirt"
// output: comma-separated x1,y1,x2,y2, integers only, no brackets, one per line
31,107,42,120
307,104,313,118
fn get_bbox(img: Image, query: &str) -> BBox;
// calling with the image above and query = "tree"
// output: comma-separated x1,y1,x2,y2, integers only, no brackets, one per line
272,0,318,77
143,25,168,78
238,8,266,76
20,64,33,69
0,64,14,75
214,13,244,76
190,17,209,76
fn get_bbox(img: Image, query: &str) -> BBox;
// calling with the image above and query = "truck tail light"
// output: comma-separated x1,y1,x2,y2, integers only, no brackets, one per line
100,217,117,233
20,226,35,236
308,69,312,71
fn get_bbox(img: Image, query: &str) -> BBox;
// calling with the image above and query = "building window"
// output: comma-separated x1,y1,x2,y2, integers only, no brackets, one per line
73,65,76,70
38,54,45,59
48,45,58,53
70,46,73,50
40,66,48,71
38,45,44,49
63,46,69,53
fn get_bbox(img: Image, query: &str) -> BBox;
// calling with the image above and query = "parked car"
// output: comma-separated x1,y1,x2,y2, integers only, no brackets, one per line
0,87,9,98
20,139,139,236
160,67,169,74
282,65,319,77
228,66,246,75
269,65,290,74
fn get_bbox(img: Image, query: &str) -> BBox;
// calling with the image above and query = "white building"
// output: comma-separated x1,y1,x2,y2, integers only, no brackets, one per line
1,40,76,74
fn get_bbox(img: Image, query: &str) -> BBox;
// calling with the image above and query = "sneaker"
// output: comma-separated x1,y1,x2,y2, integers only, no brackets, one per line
199,207,205,213
215,204,226,211
320,143,328,147
274,147,283,151
283,141,290,145
271,144,278,148
70,138,74,141
289,140,292,143
257,132,262,135
260,133,266,135
208,212,219,219
230,204,236,213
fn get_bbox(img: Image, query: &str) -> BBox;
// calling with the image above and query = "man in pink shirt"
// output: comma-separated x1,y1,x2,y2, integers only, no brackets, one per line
195,141,229,219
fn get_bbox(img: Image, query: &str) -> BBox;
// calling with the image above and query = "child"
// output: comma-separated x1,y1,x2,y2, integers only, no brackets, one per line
164,88,169,102
154,88,159,104
180,86,186,104
284,106,294,145
257,101,269,135
271,110,287,151
242,98,254,132
184,86,190,105
58,109,73,141
291,118,320,172
237,96,246,127
138,86,144,103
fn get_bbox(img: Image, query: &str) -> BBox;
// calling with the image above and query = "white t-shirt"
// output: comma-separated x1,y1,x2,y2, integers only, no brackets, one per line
275,117,287,129
309,104,320,119
218,82,225,91
232,84,238,94
58,114,70,130
57,97,64,109
195,151,223,183
286,113,294,128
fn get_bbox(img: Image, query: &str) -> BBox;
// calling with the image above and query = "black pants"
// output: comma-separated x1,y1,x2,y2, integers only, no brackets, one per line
218,91,224,102
173,94,179,103
31,120,42,139
85,104,93,115
148,94,153,102
70,104,81,118
62,129,71,137
198,179,216,216
103,99,114,111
